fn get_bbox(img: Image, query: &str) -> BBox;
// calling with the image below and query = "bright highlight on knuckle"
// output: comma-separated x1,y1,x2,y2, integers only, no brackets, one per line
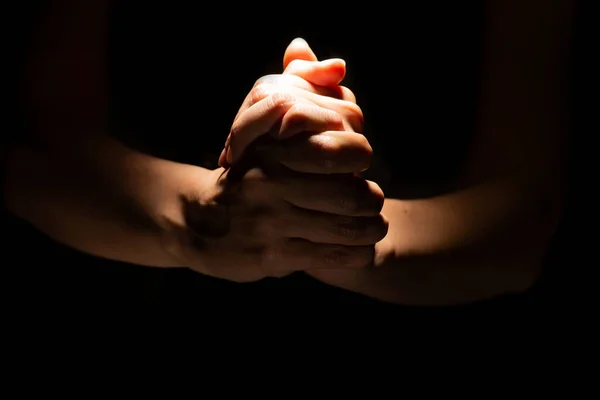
266,92,296,111
312,134,337,153
251,85,272,104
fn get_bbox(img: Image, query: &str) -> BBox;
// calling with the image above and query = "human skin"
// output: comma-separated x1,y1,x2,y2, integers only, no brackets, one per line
4,1,386,283
223,0,575,305
6,0,574,305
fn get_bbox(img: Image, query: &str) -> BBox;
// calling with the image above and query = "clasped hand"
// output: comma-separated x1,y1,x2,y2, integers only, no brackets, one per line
170,39,388,283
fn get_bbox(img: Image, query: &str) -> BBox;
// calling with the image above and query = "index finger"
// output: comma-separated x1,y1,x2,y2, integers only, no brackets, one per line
221,92,297,167
273,130,373,174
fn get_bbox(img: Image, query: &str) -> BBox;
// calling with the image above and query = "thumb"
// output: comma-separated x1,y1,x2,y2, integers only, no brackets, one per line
283,38,346,87
284,58,347,87
283,37,318,69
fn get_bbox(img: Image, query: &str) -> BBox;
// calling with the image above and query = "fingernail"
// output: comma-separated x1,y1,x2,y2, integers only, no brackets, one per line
226,146,233,164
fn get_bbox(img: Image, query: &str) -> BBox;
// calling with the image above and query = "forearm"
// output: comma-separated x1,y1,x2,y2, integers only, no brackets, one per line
6,0,191,266
361,180,565,306
310,176,564,306
382,0,571,263
337,246,549,307
353,0,572,305
372,177,563,305
383,177,563,262
3,133,211,267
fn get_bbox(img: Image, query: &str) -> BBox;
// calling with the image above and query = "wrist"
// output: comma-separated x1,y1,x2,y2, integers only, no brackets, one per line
4,132,221,268
156,165,225,269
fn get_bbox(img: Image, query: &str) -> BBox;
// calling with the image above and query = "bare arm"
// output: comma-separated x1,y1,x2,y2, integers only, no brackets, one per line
310,0,575,305
3,0,211,267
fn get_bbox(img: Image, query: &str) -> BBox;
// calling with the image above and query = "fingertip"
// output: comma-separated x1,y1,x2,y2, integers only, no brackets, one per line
323,58,346,68
313,58,346,86
290,37,309,47
323,58,347,79
283,37,318,69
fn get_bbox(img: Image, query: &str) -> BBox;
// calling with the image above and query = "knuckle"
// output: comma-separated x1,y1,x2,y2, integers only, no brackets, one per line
309,134,340,170
332,214,389,244
374,214,390,241
242,167,269,182
254,74,279,88
340,102,364,131
249,85,271,105
322,247,352,267
323,245,373,268
251,75,278,103
334,216,364,241
311,133,373,171
339,178,383,216
338,195,361,215
259,245,282,275
243,245,274,279
317,106,343,123
265,92,297,111
367,181,386,213
313,133,341,154
252,76,300,110
321,108,345,129
352,135,373,170
286,104,344,132
350,245,376,267
354,133,373,155
260,243,296,279
240,169,274,202
343,101,363,119
340,86,357,103
284,103,311,126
